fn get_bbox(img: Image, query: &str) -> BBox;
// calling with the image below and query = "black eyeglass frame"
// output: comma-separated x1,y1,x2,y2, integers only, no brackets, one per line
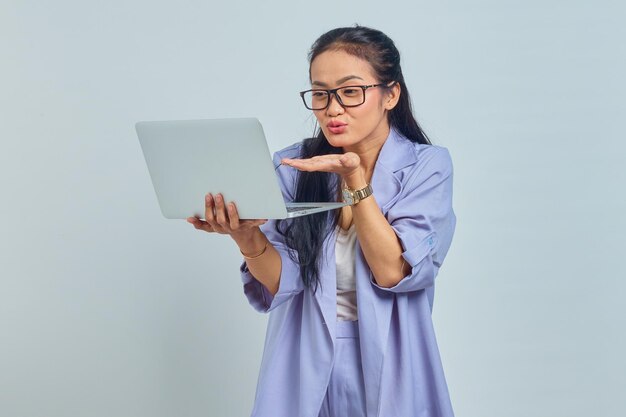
299,82,395,110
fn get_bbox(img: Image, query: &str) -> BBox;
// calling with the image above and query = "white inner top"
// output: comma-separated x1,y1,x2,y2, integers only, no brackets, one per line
335,224,358,321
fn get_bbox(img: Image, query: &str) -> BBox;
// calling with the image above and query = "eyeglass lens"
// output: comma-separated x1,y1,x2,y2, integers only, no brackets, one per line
303,86,365,110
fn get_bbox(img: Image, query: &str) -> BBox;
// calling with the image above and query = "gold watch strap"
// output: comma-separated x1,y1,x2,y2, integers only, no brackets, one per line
353,183,373,202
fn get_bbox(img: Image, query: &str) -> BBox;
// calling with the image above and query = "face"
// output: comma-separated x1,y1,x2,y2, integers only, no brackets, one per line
309,49,400,151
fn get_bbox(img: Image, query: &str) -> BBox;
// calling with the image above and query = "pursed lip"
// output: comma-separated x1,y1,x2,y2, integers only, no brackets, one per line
327,120,347,128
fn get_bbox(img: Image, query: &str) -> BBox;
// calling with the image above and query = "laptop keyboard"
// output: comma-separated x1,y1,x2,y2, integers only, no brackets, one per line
287,206,320,212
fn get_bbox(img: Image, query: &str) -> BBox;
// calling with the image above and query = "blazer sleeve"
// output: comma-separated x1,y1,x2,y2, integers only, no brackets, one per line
240,147,306,313
371,146,457,293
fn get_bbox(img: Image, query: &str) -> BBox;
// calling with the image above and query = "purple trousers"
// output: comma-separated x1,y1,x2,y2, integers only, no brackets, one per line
317,320,367,417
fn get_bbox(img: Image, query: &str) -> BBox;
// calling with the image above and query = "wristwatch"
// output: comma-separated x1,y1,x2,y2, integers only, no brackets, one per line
342,183,373,206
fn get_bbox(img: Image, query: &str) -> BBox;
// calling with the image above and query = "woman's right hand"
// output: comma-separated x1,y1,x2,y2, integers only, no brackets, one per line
186,193,268,241
189,193,280,294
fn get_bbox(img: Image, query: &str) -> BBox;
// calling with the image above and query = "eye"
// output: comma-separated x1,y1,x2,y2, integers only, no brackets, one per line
341,88,360,97
311,91,328,98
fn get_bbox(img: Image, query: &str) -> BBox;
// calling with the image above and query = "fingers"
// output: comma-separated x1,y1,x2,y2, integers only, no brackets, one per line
205,192,230,231
227,203,268,230
201,193,242,233
282,154,361,175
202,193,224,233
228,202,240,230
191,193,267,234
214,193,229,228
339,152,360,169
204,193,216,224
282,156,342,172
186,216,213,232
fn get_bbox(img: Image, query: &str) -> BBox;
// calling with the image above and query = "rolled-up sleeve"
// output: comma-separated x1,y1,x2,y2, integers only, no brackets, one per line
240,147,306,312
371,147,456,293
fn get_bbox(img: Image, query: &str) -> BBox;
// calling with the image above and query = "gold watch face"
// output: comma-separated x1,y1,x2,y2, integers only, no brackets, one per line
342,189,355,205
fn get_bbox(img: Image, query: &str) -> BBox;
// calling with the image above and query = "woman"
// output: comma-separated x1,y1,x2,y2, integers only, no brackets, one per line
187,26,456,417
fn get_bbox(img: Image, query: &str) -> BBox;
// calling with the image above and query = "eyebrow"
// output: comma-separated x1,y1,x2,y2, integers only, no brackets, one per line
311,75,364,87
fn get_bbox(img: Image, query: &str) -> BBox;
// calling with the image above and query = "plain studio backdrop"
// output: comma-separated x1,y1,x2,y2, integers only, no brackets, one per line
1,1,624,416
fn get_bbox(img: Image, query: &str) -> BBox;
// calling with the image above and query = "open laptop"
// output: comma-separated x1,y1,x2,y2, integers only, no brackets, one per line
135,118,347,219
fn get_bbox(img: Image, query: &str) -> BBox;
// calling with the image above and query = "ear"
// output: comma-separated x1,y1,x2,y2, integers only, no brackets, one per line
384,82,401,111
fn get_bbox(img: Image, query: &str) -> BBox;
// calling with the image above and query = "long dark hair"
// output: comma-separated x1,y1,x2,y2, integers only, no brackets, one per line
277,25,432,293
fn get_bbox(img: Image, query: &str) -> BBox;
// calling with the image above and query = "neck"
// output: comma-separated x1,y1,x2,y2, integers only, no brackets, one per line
343,125,390,182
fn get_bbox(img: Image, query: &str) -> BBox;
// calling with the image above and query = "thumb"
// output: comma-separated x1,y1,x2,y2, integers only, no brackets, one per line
339,152,360,169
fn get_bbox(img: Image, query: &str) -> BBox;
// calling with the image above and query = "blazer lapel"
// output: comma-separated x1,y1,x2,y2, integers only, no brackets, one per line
371,128,418,211
311,128,420,416
313,227,338,349
357,128,419,416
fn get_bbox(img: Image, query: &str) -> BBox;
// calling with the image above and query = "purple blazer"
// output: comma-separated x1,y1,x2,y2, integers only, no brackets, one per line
240,128,457,417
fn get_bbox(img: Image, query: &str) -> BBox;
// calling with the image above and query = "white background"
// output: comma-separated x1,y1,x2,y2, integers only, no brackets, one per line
1,1,625,416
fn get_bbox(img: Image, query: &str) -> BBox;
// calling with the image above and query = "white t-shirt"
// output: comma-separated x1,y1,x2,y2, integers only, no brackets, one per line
335,224,358,321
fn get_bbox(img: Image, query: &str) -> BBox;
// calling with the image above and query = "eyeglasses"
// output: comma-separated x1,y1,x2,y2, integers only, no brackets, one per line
299,83,393,111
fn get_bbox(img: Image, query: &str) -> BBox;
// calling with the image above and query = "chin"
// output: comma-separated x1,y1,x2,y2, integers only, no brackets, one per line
322,130,352,148
325,135,350,149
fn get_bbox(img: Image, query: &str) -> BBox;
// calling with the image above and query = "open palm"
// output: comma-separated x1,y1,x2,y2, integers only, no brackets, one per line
281,152,360,177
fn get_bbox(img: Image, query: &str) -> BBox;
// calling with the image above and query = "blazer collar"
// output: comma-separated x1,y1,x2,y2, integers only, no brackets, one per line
376,127,419,171
371,128,418,212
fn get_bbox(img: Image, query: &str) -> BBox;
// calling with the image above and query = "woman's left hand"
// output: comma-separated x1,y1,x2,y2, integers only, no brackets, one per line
281,152,362,180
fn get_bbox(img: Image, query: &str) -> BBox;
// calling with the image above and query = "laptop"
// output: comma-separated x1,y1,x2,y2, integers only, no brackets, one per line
135,117,347,219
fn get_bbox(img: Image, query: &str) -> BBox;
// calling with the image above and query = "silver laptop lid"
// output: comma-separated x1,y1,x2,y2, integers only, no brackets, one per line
136,118,291,220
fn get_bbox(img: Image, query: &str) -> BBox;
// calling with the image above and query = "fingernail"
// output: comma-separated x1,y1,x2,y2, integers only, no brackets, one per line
216,194,222,202
205,194,212,203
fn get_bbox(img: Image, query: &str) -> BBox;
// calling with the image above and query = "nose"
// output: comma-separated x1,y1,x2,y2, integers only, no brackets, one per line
326,92,344,116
